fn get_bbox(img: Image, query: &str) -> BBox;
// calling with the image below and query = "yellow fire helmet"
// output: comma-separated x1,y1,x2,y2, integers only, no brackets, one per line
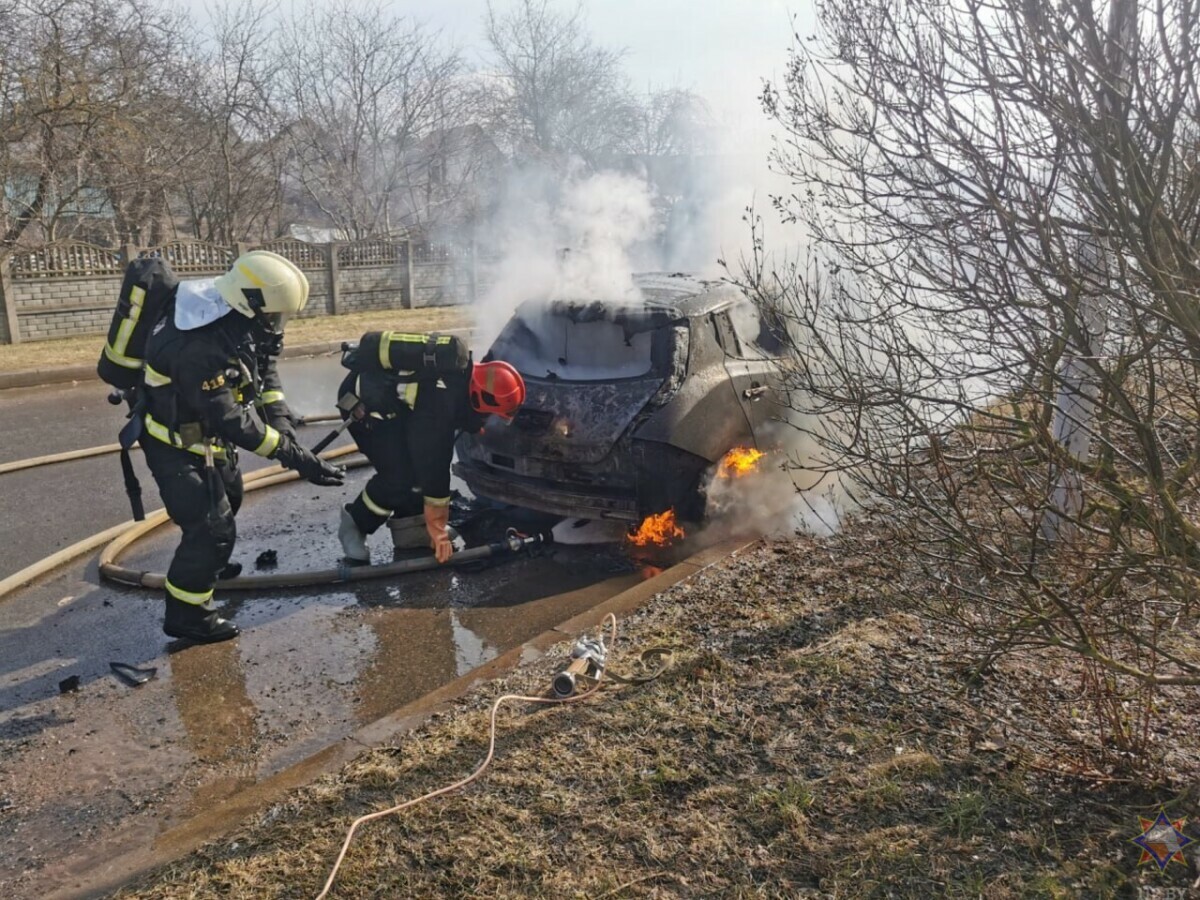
214,250,309,334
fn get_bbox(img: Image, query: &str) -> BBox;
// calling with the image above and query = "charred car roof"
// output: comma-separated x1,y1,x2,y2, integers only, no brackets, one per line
542,273,743,324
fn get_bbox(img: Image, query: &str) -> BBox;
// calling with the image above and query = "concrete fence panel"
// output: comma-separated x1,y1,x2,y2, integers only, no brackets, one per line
139,239,233,276
1,235,494,345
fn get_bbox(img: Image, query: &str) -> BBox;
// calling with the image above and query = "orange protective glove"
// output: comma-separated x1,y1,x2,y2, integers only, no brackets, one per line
424,503,453,564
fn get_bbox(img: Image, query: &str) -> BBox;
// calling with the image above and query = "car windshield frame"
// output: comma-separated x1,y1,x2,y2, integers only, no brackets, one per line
488,302,679,384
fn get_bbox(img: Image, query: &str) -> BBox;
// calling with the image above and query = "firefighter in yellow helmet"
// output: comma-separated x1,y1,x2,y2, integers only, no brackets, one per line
140,250,344,643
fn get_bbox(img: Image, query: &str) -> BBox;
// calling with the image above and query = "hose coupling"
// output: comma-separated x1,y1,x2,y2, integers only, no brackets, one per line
552,635,608,698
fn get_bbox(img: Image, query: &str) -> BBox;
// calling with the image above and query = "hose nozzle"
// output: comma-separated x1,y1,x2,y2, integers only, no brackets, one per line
552,635,607,698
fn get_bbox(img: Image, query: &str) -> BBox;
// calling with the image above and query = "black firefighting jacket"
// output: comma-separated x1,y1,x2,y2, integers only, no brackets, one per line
344,367,484,506
141,310,295,461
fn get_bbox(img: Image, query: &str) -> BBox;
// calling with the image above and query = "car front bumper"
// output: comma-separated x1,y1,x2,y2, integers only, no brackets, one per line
452,462,640,521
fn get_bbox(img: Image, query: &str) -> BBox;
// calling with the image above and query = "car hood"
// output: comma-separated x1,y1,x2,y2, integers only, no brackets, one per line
471,375,667,465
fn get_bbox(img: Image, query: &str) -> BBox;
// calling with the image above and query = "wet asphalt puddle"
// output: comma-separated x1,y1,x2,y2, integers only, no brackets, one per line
0,466,650,897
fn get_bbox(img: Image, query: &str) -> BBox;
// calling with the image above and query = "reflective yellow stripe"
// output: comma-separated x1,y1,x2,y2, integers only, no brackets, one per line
237,262,266,287
362,488,392,517
424,495,451,508
143,414,173,445
379,331,451,370
142,414,227,459
143,363,172,387
165,578,213,605
260,390,285,405
254,425,281,458
111,285,145,357
103,342,143,369
402,382,418,409
112,319,136,357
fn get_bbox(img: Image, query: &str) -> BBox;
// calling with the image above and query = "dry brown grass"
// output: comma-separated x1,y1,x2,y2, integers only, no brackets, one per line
111,532,1200,900
0,307,472,373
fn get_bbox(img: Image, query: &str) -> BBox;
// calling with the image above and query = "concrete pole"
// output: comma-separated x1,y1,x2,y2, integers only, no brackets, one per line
0,253,19,345
469,237,478,304
403,236,414,310
328,242,341,315
1040,0,1138,542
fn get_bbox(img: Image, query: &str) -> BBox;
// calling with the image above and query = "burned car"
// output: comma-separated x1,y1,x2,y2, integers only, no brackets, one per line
454,273,785,523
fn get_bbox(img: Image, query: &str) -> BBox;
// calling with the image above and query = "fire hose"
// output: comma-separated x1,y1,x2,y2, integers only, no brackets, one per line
315,613,678,900
100,528,552,591
0,444,359,603
0,413,342,477
0,411,544,600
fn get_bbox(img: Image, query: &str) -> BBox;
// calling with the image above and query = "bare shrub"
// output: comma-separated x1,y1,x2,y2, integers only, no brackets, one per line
744,0,1200,767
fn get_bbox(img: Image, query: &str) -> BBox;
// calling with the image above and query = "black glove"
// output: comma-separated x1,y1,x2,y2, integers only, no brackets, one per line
274,435,345,486
268,410,299,443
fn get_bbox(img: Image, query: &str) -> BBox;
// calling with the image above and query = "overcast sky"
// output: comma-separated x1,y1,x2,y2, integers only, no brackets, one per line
407,0,810,123
188,0,815,127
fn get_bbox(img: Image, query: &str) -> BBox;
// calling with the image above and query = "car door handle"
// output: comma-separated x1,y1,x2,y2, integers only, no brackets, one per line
743,385,769,401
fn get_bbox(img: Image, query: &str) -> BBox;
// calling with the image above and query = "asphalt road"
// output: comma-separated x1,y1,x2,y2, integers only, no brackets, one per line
0,355,647,898
0,355,348,581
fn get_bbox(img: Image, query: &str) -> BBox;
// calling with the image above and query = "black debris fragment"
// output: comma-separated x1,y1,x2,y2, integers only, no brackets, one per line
58,675,81,694
255,549,278,569
110,662,157,687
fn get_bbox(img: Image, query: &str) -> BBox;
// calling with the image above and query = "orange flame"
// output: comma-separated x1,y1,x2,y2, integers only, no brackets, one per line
627,509,685,547
719,446,765,478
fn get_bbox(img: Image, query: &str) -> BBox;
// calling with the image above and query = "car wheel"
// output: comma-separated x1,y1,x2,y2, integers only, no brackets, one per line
634,444,710,524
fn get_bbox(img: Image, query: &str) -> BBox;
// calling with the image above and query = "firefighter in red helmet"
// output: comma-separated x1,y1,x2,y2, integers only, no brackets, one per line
335,331,526,564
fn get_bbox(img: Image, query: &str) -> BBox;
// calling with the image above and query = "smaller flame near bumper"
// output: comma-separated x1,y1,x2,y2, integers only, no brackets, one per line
719,446,765,478
627,509,685,547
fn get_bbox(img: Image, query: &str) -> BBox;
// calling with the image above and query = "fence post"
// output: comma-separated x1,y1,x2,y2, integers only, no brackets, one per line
469,238,478,304
1039,0,1136,544
120,244,138,267
0,254,19,345
234,242,249,259
327,242,341,315
403,237,414,310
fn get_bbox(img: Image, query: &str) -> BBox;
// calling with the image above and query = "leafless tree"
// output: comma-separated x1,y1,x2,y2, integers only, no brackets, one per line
275,0,464,240
483,0,637,168
0,0,21,239
175,0,287,243
626,88,714,159
0,0,197,247
746,0,1200,759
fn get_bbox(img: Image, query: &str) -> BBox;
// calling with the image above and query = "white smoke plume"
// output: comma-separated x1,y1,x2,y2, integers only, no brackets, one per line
471,167,657,350
463,69,850,542
702,432,850,541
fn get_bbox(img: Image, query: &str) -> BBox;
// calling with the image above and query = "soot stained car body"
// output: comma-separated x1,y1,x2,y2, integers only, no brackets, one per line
453,273,784,523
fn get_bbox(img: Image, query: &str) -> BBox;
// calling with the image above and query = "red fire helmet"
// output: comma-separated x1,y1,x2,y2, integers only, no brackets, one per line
469,360,526,420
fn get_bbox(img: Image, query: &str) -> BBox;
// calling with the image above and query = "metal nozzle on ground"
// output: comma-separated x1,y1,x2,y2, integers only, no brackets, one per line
552,635,606,697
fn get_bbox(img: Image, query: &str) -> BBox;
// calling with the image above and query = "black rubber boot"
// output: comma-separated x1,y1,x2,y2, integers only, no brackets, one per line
163,597,240,643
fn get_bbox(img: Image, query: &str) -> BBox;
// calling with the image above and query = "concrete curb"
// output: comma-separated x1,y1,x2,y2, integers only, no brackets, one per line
53,537,755,900
0,328,473,392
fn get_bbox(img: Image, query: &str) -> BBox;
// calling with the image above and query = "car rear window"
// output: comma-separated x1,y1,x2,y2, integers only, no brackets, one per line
491,311,660,381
